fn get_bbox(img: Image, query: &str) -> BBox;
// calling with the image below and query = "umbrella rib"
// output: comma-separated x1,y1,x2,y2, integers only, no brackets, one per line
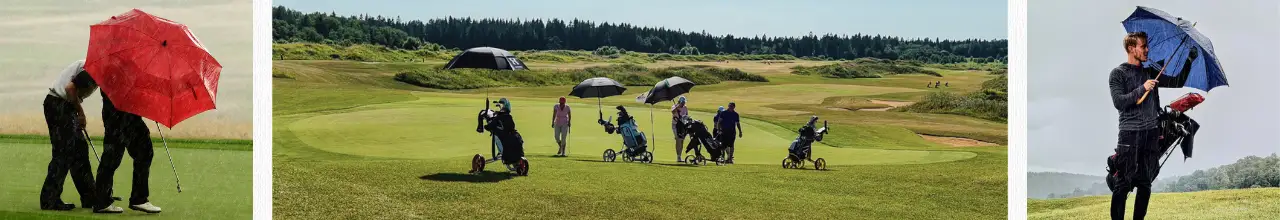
83,44,154,70
96,24,162,43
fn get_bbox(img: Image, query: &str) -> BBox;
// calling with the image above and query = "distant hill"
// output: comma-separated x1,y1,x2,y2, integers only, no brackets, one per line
1028,172,1108,199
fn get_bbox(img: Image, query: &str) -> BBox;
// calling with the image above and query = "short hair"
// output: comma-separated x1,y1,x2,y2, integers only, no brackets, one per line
1124,32,1148,52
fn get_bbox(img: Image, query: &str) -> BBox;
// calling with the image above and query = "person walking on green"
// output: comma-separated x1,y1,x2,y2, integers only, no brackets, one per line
551,96,572,157
717,102,743,164
671,96,689,162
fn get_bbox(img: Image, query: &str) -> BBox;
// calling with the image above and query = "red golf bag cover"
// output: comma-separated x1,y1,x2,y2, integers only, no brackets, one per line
1168,93,1204,113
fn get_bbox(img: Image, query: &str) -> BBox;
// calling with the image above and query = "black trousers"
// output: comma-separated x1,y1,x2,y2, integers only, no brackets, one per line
94,96,153,207
40,95,97,208
1111,128,1162,220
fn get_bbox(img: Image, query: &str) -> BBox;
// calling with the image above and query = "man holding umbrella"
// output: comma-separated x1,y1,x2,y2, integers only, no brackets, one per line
1107,32,1195,220
38,60,99,211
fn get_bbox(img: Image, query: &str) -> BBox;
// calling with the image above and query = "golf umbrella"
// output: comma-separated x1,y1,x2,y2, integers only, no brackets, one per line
569,77,628,156
637,77,697,161
86,9,221,127
445,47,528,70
85,9,221,192
1123,6,1227,103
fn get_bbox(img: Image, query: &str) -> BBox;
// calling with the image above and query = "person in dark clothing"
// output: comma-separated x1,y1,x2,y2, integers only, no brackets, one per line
39,60,98,211
934,81,940,88
717,102,743,163
1108,31,1196,220
94,94,161,214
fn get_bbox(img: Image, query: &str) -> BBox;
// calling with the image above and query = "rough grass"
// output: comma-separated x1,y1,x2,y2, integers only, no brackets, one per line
791,58,943,78
0,138,252,219
896,74,1007,122
1028,188,1280,219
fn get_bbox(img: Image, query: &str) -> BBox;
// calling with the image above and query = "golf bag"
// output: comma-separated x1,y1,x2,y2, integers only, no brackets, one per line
678,116,726,162
1106,93,1202,192
789,116,827,161
477,109,524,164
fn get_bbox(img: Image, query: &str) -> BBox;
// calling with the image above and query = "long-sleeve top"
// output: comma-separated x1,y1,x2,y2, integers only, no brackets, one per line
1109,59,1192,131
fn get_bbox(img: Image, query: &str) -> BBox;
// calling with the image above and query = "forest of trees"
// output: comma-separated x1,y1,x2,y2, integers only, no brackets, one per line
272,6,1007,63
1161,154,1280,192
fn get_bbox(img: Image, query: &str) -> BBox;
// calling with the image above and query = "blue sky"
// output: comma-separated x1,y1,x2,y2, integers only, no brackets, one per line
273,0,1006,40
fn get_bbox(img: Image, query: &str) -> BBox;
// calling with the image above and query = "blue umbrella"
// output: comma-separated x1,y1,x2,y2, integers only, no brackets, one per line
1123,6,1228,104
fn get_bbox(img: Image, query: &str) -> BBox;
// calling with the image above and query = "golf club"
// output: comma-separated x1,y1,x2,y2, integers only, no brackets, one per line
154,122,183,193
74,113,121,201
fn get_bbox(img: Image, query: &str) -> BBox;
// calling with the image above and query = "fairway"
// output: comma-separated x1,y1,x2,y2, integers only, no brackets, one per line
273,59,1008,219
0,137,252,219
1028,188,1280,219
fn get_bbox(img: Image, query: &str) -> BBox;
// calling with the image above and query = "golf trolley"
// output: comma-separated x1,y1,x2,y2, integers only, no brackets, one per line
599,116,654,163
782,116,829,170
469,100,529,176
677,116,728,166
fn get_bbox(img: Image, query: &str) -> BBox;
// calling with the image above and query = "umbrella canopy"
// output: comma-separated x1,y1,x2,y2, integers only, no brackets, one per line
638,77,696,104
569,77,627,98
444,47,528,70
85,9,221,128
1123,6,1227,92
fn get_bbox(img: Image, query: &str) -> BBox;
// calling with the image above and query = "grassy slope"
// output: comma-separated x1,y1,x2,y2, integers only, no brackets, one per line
1028,188,1280,219
272,60,1007,219
0,139,252,219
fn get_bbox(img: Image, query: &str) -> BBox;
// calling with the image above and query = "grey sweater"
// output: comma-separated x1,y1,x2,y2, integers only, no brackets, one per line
1108,60,1191,131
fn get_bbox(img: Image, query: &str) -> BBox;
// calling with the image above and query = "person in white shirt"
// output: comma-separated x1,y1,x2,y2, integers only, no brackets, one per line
39,60,100,211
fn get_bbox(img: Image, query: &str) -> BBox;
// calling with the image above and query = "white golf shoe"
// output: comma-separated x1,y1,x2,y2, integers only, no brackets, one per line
94,205,124,214
129,202,162,213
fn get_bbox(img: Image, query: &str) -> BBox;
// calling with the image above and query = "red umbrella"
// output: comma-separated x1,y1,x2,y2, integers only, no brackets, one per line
85,9,221,128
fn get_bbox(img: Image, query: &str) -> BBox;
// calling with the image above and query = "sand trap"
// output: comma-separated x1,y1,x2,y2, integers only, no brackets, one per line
857,100,915,111
918,134,997,147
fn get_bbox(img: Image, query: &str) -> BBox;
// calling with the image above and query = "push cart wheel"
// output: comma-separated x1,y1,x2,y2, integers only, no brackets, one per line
685,155,697,164
781,158,790,169
516,159,530,176
603,149,616,162
814,158,827,170
470,154,486,174
641,152,654,163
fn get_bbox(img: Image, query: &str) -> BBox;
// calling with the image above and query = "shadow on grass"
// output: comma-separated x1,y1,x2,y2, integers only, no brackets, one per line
419,171,515,183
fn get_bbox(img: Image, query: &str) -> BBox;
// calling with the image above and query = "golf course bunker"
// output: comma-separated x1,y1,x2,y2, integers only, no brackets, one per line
918,134,997,147
859,99,914,111
288,96,975,166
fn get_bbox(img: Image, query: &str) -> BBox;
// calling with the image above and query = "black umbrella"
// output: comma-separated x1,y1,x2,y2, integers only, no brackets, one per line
444,47,529,70
636,76,696,161
567,77,628,156
640,76,696,104
570,77,628,119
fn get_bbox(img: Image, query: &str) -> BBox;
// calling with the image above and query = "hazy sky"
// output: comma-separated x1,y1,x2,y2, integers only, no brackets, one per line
1029,0,1280,176
273,0,1007,40
0,0,252,138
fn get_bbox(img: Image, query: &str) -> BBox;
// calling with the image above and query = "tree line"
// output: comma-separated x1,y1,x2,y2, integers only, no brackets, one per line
272,6,1007,63
1161,154,1280,192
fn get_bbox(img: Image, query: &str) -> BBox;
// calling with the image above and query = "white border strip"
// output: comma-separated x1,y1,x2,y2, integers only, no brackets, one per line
252,0,273,219
1007,0,1028,219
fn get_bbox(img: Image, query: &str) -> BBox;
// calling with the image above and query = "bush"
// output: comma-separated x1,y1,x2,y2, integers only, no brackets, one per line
896,74,1008,121
393,64,766,90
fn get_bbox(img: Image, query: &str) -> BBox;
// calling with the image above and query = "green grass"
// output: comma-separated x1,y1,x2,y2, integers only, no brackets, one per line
272,59,1007,219
0,138,252,219
1028,188,1280,219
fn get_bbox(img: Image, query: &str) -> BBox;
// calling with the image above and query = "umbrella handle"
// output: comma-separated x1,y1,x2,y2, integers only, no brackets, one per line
1136,35,1192,105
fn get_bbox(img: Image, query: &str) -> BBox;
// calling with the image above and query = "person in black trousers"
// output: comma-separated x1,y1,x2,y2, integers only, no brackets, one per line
39,60,98,211
1108,32,1195,220
92,94,162,214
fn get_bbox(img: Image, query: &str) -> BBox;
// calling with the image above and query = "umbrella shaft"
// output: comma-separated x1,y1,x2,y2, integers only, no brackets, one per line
1137,35,1192,104
155,122,183,192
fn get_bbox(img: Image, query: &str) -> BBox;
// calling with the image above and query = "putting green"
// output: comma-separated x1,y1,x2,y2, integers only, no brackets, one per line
289,95,974,165
0,142,251,219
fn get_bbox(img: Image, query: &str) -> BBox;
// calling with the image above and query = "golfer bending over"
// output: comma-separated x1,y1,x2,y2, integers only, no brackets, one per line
717,102,742,164
671,96,689,162
39,60,99,211
1108,32,1194,220
552,96,571,157
93,94,162,214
